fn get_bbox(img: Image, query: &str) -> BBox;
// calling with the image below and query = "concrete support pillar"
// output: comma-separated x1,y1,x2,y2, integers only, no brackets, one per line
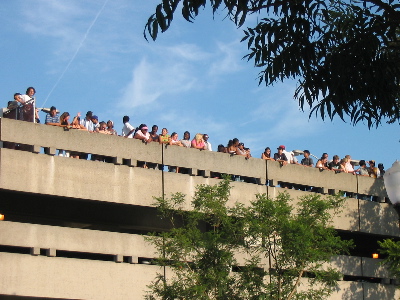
46,248,56,257
114,157,122,165
30,247,40,256
127,256,139,264
114,254,123,263
32,145,41,154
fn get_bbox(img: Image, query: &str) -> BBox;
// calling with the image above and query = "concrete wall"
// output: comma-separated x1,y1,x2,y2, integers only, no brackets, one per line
1,146,397,236
0,221,397,300
0,252,158,300
0,118,399,300
0,117,389,199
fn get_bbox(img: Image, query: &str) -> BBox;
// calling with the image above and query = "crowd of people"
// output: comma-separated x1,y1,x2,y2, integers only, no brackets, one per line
257,145,385,179
4,87,386,179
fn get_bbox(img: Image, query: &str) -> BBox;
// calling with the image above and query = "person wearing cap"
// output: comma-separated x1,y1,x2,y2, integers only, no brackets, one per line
45,106,60,126
301,150,314,167
368,160,380,178
80,111,94,132
134,124,152,143
91,115,100,132
203,134,212,151
274,145,288,165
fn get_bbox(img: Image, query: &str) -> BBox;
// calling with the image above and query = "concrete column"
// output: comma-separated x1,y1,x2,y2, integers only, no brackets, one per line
46,248,56,257
114,254,123,263
31,247,40,256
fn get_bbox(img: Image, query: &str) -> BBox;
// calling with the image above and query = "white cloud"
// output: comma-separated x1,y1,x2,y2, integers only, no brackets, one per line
165,44,211,61
244,82,320,141
21,0,85,45
208,41,243,76
119,58,197,110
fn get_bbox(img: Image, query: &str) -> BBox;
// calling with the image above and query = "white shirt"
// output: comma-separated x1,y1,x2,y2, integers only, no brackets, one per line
20,95,35,104
283,150,294,164
122,122,135,138
204,141,212,151
80,118,94,132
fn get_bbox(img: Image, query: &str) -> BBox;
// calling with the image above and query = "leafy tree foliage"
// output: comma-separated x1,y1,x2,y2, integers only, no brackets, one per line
145,0,400,127
379,238,400,280
146,178,352,299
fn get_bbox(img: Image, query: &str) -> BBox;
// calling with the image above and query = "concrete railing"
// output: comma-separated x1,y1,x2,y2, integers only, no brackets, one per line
0,118,388,200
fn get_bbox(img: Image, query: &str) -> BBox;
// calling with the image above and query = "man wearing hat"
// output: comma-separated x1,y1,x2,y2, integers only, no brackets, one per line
274,145,288,165
368,160,380,178
91,115,100,132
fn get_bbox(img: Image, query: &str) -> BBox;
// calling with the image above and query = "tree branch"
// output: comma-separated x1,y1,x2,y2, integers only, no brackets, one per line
287,268,305,300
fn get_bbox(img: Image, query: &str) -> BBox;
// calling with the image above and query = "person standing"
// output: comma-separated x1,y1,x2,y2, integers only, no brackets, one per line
121,115,135,138
20,87,36,122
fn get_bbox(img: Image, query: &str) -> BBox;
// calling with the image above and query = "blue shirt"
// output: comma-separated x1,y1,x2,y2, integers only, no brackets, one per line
45,113,60,124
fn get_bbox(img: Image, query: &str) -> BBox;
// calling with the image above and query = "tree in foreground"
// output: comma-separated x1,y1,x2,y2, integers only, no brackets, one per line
145,0,400,128
146,178,352,299
379,239,400,281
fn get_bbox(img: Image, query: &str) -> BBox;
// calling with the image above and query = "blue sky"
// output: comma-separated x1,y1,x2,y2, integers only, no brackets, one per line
1,0,398,170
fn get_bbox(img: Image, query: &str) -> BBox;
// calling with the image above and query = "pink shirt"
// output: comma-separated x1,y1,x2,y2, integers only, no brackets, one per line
345,161,354,173
191,139,205,149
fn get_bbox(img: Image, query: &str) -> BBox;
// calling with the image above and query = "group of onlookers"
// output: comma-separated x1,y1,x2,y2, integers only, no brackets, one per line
38,109,214,159
120,116,212,150
258,145,385,179
4,88,386,179
6,87,39,123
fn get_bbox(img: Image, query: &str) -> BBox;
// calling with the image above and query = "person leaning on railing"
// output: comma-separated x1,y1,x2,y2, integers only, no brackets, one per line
45,106,60,126
20,87,37,123
316,156,329,170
